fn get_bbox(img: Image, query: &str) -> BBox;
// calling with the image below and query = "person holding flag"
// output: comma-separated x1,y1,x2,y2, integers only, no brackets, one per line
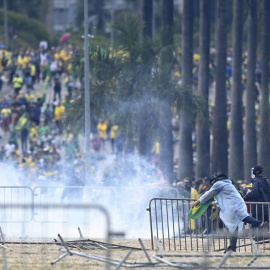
192,172,268,252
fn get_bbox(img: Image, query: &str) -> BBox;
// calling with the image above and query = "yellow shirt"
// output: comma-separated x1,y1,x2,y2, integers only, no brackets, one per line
54,106,65,120
21,56,29,68
54,53,60,60
97,123,107,139
152,142,160,155
189,188,200,231
30,64,36,76
193,53,200,65
30,127,39,142
110,125,119,139
13,77,23,88
26,94,34,102
1,108,11,117
60,50,69,61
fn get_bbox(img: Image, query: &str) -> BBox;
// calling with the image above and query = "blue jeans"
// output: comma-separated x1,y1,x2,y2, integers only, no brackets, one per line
229,216,262,251
242,216,262,228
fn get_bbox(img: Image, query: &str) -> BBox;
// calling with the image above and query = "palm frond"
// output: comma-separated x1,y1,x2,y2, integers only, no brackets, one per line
112,12,144,61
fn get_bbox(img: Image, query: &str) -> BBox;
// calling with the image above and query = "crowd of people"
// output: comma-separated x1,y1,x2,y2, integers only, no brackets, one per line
0,40,268,191
0,40,164,190
0,40,84,188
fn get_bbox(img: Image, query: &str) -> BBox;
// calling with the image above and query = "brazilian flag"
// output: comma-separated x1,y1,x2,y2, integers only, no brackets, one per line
188,198,214,220
15,112,30,131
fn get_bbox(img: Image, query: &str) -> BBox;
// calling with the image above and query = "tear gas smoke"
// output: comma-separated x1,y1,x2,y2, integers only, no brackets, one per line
0,155,177,240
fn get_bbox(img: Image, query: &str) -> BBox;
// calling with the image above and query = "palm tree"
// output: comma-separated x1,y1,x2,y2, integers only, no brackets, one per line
178,0,194,180
195,0,210,179
112,13,145,154
211,0,228,174
244,0,257,180
258,0,270,178
229,0,244,180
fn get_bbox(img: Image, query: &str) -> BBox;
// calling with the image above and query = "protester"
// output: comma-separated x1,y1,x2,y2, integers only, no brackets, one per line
12,73,23,95
110,124,119,154
192,172,268,252
244,165,270,223
53,76,62,102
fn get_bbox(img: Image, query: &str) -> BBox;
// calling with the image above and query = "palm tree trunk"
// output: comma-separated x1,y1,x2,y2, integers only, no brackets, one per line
159,101,174,182
258,0,270,178
178,0,194,181
94,0,104,33
161,0,173,46
142,0,153,38
211,0,228,174
229,0,244,180
138,101,153,163
159,0,174,183
244,0,257,180
138,0,154,162
195,0,210,179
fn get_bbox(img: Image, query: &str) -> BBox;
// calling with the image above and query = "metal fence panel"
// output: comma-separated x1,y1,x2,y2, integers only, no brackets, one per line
0,186,32,223
33,186,116,223
148,198,270,252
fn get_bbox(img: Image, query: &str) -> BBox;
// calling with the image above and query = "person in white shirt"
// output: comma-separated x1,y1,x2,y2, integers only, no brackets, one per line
4,142,15,157
39,38,48,51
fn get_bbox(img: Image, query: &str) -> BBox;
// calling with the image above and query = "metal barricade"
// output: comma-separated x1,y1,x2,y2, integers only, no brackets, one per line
33,186,116,222
148,198,270,252
0,186,32,223
245,201,270,252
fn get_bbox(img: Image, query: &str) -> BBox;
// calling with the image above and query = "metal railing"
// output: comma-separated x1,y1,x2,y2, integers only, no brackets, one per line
0,186,32,223
0,186,178,224
0,203,114,270
147,198,270,252
33,186,117,222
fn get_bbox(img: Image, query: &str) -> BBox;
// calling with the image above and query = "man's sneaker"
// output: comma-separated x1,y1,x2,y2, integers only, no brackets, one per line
259,221,268,229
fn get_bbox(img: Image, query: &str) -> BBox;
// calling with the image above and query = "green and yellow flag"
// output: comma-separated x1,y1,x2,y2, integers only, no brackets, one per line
15,112,30,131
188,198,214,220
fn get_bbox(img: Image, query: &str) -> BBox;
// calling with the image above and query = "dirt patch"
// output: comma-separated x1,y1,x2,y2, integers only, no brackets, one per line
2,238,270,269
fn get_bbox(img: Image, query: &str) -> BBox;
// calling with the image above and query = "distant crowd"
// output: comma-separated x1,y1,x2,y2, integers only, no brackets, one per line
0,41,266,195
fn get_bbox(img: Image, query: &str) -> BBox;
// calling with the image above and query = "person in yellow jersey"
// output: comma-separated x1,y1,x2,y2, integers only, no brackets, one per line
54,102,65,134
21,54,29,69
110,124,119,154
29,122,39,151
26,90,34,103
97,120,107,148
1,105,11,132
30,62,36,89
183,177,199,232
12,73,23,95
